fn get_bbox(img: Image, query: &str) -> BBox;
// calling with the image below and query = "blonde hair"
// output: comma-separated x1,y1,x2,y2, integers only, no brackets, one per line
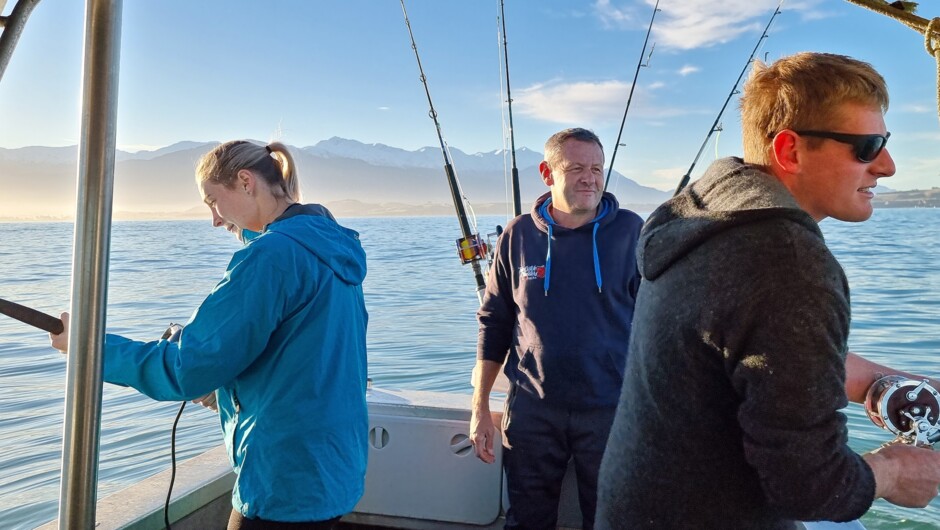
196,140,302,202
740,52,889,165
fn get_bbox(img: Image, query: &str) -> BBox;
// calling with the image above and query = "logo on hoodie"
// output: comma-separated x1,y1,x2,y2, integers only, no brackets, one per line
518,265,546,281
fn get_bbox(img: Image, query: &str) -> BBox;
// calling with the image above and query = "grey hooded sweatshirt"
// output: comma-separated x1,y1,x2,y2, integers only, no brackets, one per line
596,157,875,529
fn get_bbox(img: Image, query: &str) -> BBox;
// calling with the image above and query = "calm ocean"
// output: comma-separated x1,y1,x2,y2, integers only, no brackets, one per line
0,211,938,529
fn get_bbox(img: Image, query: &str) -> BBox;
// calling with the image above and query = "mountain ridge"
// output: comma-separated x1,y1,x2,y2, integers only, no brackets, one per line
0,139,673,220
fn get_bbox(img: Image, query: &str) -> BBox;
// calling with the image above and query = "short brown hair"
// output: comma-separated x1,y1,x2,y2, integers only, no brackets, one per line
543,128,604,167
740,52,889,165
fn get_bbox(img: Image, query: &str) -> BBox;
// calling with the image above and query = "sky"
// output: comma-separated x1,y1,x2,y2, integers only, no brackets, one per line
1,0,939,200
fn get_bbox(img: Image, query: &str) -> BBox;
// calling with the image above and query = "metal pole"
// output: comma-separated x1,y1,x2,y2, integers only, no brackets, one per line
57,0,122,528
0,0,43,84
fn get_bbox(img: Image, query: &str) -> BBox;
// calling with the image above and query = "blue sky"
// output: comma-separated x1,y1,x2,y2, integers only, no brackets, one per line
1,0,938,193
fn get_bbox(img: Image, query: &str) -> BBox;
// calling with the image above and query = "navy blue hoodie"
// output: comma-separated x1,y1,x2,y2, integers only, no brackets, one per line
477,191,643,408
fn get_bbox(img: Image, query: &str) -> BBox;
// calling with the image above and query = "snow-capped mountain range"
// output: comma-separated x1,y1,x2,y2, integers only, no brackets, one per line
0,138,669,219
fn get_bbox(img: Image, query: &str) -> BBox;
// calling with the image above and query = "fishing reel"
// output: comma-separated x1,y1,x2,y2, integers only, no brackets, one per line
456,234,489,265
864,375,940,447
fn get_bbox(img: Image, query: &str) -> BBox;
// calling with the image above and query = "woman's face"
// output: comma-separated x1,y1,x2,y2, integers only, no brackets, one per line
199,178,260,235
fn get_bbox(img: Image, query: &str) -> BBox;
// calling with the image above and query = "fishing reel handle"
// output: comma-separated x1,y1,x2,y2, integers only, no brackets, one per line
865,375,940,448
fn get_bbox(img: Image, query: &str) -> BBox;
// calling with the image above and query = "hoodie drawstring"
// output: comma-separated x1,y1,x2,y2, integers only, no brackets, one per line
544,223,553,296
538,198,609,296
592,221,602,293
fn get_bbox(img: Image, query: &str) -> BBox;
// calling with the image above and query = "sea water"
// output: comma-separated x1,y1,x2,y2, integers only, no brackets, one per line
0,210,938,529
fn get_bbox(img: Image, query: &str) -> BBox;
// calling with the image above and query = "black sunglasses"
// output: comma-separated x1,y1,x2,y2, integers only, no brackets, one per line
793,130,890,163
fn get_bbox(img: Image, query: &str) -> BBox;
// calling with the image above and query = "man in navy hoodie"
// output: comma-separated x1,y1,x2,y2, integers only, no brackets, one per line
470,128,644,530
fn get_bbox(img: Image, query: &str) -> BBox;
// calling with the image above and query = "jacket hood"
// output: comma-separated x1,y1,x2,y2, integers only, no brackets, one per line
531,191,619,232
264,204,367,285
529,191,620,295
640,157,819,281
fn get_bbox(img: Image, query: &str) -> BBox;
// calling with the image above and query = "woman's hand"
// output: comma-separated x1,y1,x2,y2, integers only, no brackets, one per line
192,392,219,412
50,312,70,352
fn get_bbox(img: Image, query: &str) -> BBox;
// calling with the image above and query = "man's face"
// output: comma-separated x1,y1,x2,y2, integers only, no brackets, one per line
541,139,605,217
792,102,896,222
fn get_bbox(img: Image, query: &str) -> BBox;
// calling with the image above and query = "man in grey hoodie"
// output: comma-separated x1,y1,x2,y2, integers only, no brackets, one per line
596,52,940,529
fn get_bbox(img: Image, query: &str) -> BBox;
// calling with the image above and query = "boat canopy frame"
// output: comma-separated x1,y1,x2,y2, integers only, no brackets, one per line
0,0,42,84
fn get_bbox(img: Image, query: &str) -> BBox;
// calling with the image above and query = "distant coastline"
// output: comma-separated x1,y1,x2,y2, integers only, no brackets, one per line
871,188,940,208
0,200,664,222
1,192,935,223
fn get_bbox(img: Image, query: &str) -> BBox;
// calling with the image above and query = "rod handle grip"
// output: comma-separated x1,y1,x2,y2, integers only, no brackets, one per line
0,298,65,334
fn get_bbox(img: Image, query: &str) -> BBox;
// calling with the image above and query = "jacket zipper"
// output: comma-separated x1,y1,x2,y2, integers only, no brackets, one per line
230,388,241,466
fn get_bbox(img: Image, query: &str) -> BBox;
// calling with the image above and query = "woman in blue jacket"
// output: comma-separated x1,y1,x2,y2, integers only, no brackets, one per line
52,140,369,529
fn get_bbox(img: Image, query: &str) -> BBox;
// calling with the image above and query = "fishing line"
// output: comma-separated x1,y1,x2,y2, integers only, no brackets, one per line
604,0,661,192
673,0,784,195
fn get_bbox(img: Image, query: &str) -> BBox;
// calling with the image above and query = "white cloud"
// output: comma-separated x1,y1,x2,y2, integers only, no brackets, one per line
592,1,827,51
609,0,816,51
593,0,638,30
515,79,701,125
787,0,835,22
653,0,775,50
378,106,390,111
678,65,700,76
516,80,633,124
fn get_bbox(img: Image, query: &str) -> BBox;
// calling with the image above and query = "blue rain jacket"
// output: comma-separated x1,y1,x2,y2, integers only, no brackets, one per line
103,204,369,522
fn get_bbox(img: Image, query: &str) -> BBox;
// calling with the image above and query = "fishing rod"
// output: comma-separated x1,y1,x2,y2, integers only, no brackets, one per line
605,0,660,192
673,2,783,196
498,0,522,217
0,297,64,334
0,295,185,529
400,0,488,304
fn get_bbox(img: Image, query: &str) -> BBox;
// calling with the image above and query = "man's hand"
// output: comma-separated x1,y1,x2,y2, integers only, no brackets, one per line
192,391,218,412
864,442,940,508
470,359,503,464
470,407,497,464
49,312,70,352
